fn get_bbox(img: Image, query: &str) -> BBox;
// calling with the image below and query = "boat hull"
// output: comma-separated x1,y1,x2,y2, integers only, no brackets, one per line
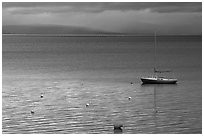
141,77,177,84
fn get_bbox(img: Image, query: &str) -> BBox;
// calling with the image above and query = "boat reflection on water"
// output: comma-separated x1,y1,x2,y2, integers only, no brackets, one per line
140,83,177,133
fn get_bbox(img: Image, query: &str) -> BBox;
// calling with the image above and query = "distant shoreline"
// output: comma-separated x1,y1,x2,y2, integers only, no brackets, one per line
2,33,202,37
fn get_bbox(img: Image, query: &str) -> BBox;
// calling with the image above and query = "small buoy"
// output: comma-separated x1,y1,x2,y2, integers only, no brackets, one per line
128,97,131,100
114,124,123,133
31,110,35,114
40,94,43,98
86,103,89,107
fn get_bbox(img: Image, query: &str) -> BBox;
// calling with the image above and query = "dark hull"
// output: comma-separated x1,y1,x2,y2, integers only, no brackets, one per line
141,78,177,84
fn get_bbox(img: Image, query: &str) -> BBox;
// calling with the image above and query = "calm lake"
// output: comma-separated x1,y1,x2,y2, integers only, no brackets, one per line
2,35,202,133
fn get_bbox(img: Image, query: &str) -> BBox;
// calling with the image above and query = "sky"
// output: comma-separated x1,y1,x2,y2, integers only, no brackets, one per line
2,2,202,35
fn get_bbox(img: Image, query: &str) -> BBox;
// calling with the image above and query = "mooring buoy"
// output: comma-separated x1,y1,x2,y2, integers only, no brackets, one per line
114,124,123,133
31,110,35,114
86,103,89,107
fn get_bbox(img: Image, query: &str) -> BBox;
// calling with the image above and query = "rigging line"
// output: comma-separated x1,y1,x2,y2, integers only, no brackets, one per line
154,32,157,74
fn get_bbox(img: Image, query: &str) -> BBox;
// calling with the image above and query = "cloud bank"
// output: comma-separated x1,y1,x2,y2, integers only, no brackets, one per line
2,2,202,35
3,2,202,14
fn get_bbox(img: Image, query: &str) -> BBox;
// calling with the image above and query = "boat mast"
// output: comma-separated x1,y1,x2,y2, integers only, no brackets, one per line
154,32,157,74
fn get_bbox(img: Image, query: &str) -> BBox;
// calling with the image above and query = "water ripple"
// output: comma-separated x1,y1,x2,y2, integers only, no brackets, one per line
2,80,202,134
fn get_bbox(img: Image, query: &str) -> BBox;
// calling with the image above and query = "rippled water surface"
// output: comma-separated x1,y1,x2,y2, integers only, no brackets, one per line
2,35,202,133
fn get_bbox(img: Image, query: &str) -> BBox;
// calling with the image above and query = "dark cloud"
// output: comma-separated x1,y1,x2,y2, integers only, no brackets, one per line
3,2,202,14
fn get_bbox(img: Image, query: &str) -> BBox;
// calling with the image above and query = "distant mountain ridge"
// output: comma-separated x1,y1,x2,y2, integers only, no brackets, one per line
2,25,115,34
2,25,202,36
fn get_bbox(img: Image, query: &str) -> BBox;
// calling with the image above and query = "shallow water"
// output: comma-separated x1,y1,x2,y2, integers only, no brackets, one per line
2,35,202,133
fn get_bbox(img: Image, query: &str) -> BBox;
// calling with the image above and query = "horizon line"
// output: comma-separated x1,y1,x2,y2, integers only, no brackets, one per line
2,33,202,37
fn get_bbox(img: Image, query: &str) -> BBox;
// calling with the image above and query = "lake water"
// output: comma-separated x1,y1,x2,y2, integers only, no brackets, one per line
2,35,202,133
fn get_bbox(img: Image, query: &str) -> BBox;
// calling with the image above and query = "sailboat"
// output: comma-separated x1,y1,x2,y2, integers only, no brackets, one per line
141,32,177,84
